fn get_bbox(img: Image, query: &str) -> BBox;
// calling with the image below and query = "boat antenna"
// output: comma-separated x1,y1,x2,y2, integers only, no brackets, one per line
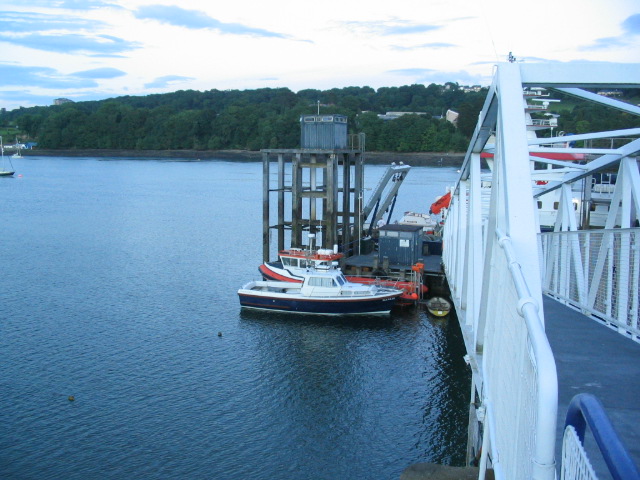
317,100,320,115
308,233,315,253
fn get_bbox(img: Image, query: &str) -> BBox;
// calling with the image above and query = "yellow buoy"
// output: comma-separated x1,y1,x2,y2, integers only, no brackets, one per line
426,297,451,317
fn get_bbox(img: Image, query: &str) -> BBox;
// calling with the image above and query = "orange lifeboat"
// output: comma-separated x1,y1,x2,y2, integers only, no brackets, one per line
430,192,451,215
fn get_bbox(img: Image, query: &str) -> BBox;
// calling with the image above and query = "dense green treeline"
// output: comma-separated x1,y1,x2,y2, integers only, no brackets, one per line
2,84,485,151
3,84,639,152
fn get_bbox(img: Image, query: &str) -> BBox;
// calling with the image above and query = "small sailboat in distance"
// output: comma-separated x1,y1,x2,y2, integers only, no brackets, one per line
12,139,23,158
0,136,16,177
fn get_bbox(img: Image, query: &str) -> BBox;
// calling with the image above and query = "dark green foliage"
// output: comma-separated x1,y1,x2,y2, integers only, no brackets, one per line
2,84,637,153
557,104,638,137
362,114,456,152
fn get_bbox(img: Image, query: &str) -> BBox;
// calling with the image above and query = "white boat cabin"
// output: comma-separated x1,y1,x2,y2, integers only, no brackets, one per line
279,248,343,271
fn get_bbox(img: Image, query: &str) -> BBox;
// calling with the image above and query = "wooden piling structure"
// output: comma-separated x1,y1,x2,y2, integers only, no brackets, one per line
261,148,365,262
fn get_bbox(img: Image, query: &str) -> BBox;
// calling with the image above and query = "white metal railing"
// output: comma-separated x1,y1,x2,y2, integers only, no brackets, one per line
442,62,559,480
445,205,559,480
531,118,557,127
480,230,558,480
540,228,640,342
442,61,640,480
561,426,598,480
526,104,548,110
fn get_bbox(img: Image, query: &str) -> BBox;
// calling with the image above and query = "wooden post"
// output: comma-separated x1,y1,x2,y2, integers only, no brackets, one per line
277,153,285,252
261,147,363,258
342,152,352,254
331,153,339,248
292,152,302,248
310,153,317,237
262,151,270,262
354,152,364,255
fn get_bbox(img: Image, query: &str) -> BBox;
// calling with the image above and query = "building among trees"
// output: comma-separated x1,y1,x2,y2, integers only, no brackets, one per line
53,98,74,106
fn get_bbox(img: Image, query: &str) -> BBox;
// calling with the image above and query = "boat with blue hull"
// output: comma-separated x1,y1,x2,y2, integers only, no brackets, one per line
238,267,403,315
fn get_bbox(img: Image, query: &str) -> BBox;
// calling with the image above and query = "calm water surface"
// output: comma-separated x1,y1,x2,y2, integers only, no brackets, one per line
0,157,469,479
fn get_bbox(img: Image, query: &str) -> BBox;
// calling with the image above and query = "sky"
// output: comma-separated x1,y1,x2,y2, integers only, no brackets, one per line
1,0,639,111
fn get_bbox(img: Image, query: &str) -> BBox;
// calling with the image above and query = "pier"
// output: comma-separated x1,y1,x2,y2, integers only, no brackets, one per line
261,146,449,298
261,114,367,260
261,147,365,260
258,64,640,479
260,116,447,296
439,62,640,479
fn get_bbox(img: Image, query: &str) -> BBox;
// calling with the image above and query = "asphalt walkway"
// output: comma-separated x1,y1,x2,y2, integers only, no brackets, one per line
543,296,640,476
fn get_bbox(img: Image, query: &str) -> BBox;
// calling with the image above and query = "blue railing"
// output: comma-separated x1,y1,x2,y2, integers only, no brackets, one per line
565,393,640,480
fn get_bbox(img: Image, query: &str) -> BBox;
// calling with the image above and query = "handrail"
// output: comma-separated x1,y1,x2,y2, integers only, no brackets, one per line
496,228,558,479
565,393,640,480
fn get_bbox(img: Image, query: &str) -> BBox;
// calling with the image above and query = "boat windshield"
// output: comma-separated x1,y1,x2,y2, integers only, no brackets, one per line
335,274,347,286
282,257,312,268
307,276,337,288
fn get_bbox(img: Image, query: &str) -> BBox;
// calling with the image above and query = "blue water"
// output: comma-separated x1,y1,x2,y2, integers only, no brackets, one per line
0,157,468,479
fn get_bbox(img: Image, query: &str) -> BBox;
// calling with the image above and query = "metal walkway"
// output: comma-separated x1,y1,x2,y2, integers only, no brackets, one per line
441,62,640,480
544,296,640,476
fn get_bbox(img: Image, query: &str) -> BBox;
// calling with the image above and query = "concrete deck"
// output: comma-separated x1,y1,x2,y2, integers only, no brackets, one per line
543,296,640,475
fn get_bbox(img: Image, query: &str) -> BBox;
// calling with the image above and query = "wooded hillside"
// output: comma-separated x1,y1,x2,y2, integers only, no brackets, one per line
3,84,638,152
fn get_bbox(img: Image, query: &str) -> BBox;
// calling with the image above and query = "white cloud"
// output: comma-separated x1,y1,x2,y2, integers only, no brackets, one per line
144,75,195,89
1,0,638,110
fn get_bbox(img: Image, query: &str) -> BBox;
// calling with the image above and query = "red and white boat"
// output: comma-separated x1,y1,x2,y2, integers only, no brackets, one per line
259,243,427,305
259,247,343,282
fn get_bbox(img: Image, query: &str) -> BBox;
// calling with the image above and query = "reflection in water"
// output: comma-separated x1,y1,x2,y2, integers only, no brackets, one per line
1,158,468,480
240,305,470,472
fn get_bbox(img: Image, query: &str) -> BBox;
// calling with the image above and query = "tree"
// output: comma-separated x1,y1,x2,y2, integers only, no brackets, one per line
7,82,636,154
17,114,44,138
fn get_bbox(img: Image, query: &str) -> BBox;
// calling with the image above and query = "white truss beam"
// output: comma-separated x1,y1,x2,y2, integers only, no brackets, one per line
444,61,640,480
557,88,640,115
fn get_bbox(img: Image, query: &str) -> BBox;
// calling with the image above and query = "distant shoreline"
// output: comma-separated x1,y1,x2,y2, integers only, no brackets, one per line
21,149,465,166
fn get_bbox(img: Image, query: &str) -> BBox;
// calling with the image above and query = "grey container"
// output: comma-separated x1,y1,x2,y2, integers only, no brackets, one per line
377,224,424,266
300,115,348,149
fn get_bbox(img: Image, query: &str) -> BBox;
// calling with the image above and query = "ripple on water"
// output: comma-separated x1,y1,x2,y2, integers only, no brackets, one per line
0,159,468,479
